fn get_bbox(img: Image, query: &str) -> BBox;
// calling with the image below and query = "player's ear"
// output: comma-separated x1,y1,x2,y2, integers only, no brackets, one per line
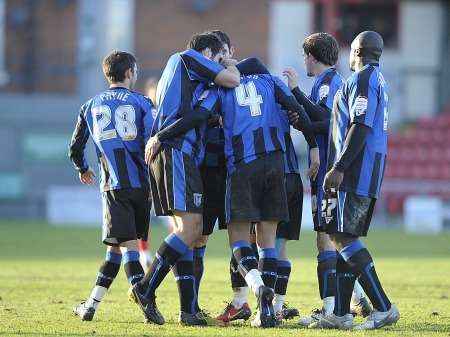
202,48,212,59
355,48,362,57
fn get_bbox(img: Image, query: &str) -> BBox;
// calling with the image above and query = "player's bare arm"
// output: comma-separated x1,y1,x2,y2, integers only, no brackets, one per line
215,63,240,88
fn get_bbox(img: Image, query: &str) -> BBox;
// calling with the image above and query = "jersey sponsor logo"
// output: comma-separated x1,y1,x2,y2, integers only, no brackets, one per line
193,193,202,207
319,85,330,101
151,108,158,119
354,96,368,116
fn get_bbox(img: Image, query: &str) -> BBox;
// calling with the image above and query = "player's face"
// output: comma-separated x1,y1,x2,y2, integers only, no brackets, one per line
303,52,315,77
212,49,226,63
349,47,357,72
222,44,234,59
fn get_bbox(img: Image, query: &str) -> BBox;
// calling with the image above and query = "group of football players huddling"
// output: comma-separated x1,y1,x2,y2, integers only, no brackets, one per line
69,28,399,331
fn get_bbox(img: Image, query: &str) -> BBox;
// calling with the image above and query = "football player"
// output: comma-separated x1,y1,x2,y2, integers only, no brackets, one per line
129,32,240,326
311,31,399,330
284,32,371,326
69,51,154,321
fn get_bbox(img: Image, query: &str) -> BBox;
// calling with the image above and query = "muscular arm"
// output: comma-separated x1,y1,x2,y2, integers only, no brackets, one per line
214,66,240,88
275,86,317,148
312,120,330,135
333,123,370,172
68,107,90,174
155,106,213,141
291,87,329,122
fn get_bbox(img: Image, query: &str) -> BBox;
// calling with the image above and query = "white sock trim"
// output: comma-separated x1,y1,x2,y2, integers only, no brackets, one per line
323,296,335,315
232,287,248,308
244,269,264,297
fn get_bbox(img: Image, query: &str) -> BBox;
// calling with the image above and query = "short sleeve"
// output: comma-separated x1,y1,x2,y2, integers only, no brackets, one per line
349,70,378,128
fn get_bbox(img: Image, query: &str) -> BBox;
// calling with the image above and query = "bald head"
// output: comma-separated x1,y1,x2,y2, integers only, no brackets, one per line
350,31,384,71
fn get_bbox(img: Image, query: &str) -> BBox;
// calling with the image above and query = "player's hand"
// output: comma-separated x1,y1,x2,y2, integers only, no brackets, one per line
282,66,299,90
208,114,220,127
287,110,299,127
145,136,161,164
308,148,320,180
323,168,344,192
79,168,95,185
221,58,238,67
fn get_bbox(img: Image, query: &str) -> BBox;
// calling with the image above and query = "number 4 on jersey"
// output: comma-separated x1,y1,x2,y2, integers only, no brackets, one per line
235,81,263,117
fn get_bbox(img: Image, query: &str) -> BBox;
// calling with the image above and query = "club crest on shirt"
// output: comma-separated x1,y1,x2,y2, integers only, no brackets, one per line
354,96,368,116
151,108,158,119
319,85,330,101
193,193,202,207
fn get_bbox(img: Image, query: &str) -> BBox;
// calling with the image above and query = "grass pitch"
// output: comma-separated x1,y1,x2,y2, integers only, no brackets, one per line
0,222,449,337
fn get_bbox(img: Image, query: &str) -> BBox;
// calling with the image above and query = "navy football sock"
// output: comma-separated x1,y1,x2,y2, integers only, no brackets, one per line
96,251,122,289
139,233,189,299
341,240,391,312
123,251,145,285
317,250,337,299
258,248,278,289
173,249,197,314
333,254,356,316
193,246,206,297
274,259,291,296
86,251,122,309
230,254,247,288
232,240,264,295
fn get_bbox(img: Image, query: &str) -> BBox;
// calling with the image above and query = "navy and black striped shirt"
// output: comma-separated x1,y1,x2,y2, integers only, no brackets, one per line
153,49,224,160
69,88,155,191
328,64,388,198
208,74,315,173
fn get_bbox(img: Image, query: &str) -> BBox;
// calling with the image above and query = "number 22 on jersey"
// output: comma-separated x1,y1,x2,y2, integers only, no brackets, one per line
92,105,137,142
235,81,263,117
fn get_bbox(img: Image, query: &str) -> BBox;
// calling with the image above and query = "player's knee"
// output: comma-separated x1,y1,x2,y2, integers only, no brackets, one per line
195,235,209,247
119,239,139,251
107,245,122,254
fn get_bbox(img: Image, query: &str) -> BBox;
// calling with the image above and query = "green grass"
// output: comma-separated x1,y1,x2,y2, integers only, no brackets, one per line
1,222,450,337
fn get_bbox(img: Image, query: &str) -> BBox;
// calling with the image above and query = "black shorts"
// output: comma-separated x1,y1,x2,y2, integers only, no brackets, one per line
225,151,289,223
276,173,303,240
149,144,203,216
311,176,326,232
102,187,151,246
322,190,376,237
200,165,226,235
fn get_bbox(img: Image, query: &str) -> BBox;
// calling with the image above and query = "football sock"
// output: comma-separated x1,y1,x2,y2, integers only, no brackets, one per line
323,296,335,315
341,240,391,312
317,250,337,300
258,247,278,289
232,286,248,308
193,246,206,297
333,254,356,316
173,248,197,314
273,293,285,315
232,240,264,296
274,259,291,313
86,251,122,309
139,233,189,299
123,251,145,285
230,255,247,288
352,280,365,303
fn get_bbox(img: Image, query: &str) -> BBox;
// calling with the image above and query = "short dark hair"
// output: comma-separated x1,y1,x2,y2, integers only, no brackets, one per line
210,30,231,49
303,32,339,66
187,32,223,57
102,51,136,83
